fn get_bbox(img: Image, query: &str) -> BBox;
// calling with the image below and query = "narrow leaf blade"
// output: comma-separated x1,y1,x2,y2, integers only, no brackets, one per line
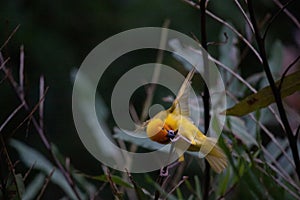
225,70,300,116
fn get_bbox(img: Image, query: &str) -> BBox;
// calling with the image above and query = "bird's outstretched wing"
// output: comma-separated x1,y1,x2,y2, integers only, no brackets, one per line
169,67,196,117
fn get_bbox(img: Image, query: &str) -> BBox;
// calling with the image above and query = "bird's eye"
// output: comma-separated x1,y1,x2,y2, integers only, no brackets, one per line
166,130,177,139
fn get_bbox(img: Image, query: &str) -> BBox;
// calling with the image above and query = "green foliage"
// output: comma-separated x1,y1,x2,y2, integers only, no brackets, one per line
225,70,300,116
1,0,300,199
10,140,95,199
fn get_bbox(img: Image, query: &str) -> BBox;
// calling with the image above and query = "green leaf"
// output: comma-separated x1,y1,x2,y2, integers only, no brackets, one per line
22,174,45,200
10,139,85,199
127,175,148,200
194,176,202,198
176,188,183,200
8,173,25,200
226,117,258,147
15,174,25,199
224,70,300,116
83,174,133,188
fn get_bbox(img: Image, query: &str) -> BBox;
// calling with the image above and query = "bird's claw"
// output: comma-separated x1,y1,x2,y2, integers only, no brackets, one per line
160,167,169,177
170,135,180,142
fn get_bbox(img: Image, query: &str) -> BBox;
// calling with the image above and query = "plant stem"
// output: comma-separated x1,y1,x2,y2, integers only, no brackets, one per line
200,0,211,199
247,0,300,180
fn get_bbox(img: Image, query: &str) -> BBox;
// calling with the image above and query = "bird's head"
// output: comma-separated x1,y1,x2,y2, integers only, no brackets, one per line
146,117,177,144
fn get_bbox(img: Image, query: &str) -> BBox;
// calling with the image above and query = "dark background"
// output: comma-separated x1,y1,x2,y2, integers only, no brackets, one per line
1,0,300,199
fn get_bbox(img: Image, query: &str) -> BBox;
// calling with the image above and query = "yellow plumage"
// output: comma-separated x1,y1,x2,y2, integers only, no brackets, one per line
145,68,228,173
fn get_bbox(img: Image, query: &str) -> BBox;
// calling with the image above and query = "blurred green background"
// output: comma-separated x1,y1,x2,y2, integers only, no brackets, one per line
1,0,300,199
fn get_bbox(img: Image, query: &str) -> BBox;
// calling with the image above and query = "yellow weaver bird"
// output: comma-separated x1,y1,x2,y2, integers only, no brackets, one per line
146,68,227,173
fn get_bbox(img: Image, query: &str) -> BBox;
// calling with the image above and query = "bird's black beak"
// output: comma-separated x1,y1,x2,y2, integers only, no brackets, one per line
167,130,177,139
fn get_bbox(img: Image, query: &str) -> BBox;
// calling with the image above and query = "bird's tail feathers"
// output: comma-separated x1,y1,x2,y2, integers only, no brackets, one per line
202,137,228,173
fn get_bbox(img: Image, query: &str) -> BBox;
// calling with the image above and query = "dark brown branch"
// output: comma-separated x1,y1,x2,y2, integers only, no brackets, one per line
278,54,300,91
272,0,300,29
263,0,294,40
247,0,300,180
0,103,24,133
0,53,82,199
0,136,21,199
36,168,55,200
199,0,211,200
0,24,20,51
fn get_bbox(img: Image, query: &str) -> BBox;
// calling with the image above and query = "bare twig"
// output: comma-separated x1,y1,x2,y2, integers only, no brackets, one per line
208,55,285,129
278,54,300,91
39,76,44,129
261,147,299,189
0,57,10,84
163,176,188,200
0,103,24,133
155,163,181,199
181,0,262,63
223,89,300,191
199,0,211,199
19,45,24,100
247,0,300,180
105,167,122,198
0,53,82,199
0,136,21,199
272,0,300,29
36,168,56,200
295,124,300,139
207,32,228,46
216,183,237,200
0,24,20,51
256,164,300,199
140,19,170,122
263,0,294,40
0,56,10,71
23,161,37,181
10,87,49,136
234,0,254,33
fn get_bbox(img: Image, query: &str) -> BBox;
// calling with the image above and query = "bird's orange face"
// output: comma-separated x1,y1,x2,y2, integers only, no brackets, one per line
146,118,177,144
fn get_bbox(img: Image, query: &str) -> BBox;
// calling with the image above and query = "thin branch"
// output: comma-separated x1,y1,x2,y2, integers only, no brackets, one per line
295,124,300,139
199,0,211,199
163,176,188,200
278,54,300,91
0,53,82,199
272,0,300,29
256,164,300,199
19,45,24,101
23,161,37,181
39,76,45,130
36,168,55,200
0,136,21,199
261,147,299,189
10,87,49,136
247,0,300,180
204,53,285,130
0,57,10,71
216,183,237,200
263,0,294,40
0,102,24,133
207,32,229,46
181,0,262,63
234,0,254,33
140,19,170,122
155,162,180,199
0,24,20,51
104,167,122,198
226,90,295,168
206,10,263,63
